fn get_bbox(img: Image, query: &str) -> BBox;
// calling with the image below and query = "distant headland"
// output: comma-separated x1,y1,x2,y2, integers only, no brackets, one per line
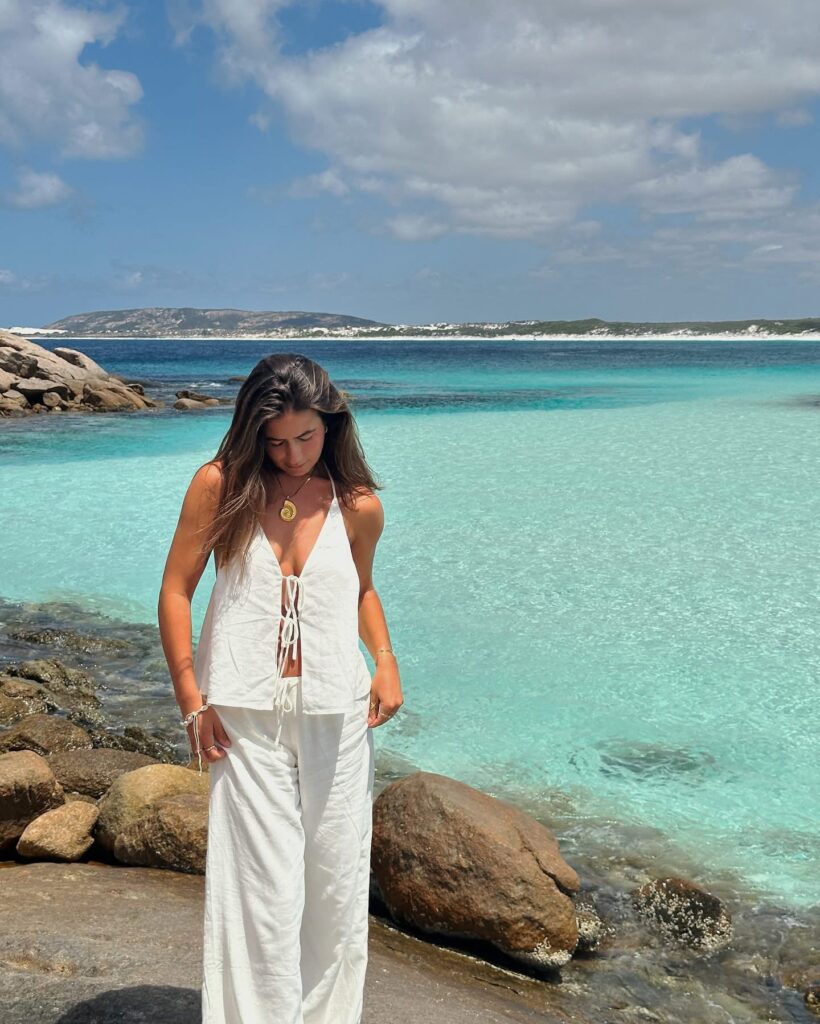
6,307,820,341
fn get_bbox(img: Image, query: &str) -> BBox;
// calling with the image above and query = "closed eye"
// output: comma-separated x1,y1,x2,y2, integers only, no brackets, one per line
267,431,315,447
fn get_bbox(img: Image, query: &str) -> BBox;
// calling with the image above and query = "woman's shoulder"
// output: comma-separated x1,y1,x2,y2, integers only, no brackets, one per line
347,485,382,513
189,459,225,499
343,486,384,540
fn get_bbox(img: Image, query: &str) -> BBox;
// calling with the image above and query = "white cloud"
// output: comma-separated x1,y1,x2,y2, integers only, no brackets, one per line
0,267,41,290
110,262,210,291
0,0,143,159
537,199,820,281
2,168,74,209
287,168,350,198
384,213,446,241
179,0,820,254
776,108,813,128
630,155,796,221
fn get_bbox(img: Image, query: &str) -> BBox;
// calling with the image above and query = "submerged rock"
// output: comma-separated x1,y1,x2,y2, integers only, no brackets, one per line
371,770,581,970
633,876,733,952
575,906,605,953
173,388,224,410
2,658,106,730
0,713,93,755
6,657,100,703
7,626,133,656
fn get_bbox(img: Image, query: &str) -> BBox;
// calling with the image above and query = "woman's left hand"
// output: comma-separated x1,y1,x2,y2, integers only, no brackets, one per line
368,658,403,728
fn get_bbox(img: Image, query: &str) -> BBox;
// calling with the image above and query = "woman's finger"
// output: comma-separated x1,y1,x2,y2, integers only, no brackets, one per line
210,709,232,749
369,697,402,728
187,712,227,761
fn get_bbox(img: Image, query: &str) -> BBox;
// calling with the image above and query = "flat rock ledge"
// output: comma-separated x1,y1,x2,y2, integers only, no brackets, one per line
0,861,572,1024
0,330,159,416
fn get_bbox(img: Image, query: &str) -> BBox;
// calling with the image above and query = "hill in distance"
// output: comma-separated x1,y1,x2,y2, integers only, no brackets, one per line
31,307,820,339
44,307,386,337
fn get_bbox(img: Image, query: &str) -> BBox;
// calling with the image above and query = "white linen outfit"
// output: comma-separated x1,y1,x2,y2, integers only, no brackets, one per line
194,475,375,1024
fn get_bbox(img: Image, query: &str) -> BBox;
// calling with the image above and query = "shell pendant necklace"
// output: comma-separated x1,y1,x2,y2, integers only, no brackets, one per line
274,470,313,521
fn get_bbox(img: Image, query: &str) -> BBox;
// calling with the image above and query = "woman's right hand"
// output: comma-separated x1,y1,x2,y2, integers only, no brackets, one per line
186,706,232,766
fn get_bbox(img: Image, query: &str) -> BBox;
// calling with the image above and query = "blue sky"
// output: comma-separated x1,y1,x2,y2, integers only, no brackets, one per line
3,0,820,327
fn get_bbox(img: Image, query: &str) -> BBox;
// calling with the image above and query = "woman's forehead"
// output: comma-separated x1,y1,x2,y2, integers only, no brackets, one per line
264,408,322,439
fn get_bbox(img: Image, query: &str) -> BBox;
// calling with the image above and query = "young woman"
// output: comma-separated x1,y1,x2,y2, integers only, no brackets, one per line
157,352,403,1024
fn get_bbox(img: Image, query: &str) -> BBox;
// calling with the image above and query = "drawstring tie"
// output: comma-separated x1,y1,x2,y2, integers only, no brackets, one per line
272,574,304,742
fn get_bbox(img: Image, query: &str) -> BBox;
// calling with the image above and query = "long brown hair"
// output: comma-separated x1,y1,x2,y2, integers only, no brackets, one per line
198,352,382,573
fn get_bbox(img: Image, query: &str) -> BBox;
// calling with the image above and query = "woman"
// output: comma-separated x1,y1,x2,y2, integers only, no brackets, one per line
157,352,403,1024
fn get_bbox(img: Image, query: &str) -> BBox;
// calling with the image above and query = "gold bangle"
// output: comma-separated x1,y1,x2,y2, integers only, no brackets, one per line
376,647,395,658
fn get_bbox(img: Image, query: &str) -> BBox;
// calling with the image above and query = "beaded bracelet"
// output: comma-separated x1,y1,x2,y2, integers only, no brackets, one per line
180,702,209,775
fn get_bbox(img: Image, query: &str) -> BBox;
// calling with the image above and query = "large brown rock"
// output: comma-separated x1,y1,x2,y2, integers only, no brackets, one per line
114,792,208,873
0,750,65,850
16,800,99,861
0,713,93,755
82,381,148,411
95,763,209,853
371,771,581,969
47,747,159,798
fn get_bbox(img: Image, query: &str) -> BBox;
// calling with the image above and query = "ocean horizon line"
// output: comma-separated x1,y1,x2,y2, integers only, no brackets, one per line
11,331,820,344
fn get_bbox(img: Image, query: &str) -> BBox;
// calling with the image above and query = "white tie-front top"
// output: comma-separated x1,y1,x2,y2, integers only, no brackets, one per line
193,474,371,715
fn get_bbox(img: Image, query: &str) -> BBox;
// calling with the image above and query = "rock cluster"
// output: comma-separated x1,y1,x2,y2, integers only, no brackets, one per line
173,388,223,410
0,330,159,416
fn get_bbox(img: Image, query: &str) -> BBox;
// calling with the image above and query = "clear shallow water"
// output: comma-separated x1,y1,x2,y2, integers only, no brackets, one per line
1,338,818,909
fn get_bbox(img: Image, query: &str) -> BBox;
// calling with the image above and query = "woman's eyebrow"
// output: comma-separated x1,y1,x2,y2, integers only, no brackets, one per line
266,428,316,441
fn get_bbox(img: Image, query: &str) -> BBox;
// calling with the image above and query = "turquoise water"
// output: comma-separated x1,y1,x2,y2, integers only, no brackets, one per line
1,339,818,908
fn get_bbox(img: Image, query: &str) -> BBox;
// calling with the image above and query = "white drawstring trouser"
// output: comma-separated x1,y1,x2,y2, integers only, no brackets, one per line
202,682,375,1024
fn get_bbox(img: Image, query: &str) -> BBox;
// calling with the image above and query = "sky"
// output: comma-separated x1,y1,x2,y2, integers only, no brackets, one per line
3,0,820,327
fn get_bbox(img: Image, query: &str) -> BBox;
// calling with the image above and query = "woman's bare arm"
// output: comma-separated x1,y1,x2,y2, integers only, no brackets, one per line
348,490,403,727
157,462,231,762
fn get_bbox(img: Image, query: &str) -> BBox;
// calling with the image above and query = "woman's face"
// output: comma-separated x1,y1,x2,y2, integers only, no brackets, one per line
263,408,326,477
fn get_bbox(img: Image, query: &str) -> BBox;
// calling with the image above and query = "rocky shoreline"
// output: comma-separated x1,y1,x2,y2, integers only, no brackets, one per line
0,330,233,416
0,596,817,1022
